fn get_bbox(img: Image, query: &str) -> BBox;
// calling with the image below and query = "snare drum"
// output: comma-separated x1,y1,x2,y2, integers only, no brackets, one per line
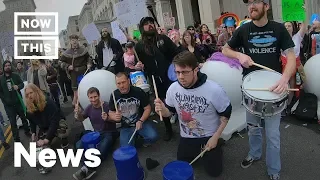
242,70,288,117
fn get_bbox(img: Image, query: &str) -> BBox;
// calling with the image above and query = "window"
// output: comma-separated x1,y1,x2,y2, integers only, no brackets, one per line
76,27,79,32
75,20,78,25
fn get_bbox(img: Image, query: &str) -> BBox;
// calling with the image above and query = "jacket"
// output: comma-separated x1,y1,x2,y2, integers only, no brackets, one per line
0,61,24,106
27,65,50,92
95,38,124,73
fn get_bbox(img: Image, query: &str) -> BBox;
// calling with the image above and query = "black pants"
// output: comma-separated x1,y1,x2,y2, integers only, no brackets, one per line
5,104,30,141
50,87,66,120
58,79,73,98
177,137,223,177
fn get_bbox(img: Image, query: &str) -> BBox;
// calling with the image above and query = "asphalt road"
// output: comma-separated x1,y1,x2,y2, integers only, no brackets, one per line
0,100,320,180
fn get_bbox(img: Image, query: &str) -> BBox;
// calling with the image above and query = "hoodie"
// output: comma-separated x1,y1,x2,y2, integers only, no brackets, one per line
0,61,25,106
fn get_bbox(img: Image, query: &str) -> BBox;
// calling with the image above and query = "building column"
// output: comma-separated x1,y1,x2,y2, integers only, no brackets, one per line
155,0,173,28
198,0,221,34
175,0,194,32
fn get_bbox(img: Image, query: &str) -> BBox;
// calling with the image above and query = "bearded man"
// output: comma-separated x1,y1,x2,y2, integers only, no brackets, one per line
95,28,124,73
60,34,92,106
135,16,183,141
0,61,31,142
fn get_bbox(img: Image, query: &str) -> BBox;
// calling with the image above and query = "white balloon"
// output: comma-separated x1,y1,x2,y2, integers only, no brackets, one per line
200,61,243,110
304,54,320,98
78,70,117,108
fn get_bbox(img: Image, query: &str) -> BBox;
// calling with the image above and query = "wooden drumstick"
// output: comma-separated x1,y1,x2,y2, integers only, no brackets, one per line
128,128,137,144
152,75,163,121
112,91,118,112
101,100,104,113
245,88,299,92
189,148,209,165
252,63,276,72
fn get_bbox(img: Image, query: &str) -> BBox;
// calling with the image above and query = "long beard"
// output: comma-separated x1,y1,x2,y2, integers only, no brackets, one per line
4,69,11,73
143,29,157,37
250,8,265,21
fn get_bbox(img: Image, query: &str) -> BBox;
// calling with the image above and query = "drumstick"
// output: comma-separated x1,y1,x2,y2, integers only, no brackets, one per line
245,88,299,92
128,129,137,144
133,48,141,62
101,101,104,113
152,75,163,121
112,91,118,112
84,68,90,75
189,148,209,165
252,63,275,72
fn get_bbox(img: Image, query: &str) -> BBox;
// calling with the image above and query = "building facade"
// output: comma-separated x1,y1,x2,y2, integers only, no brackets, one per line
59,29,68,49
67,15,80,40
0,0,38,59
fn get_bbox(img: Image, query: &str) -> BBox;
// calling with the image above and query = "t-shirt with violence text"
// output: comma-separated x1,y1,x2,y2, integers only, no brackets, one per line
82,101,116,132
165,81,231,138
228,21,295,76
109,86,149,127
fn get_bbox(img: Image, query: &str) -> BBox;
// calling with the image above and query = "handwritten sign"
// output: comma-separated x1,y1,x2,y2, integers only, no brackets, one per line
111,21,127,44
114,0,147,28
114,1,130,17
282,0,305,21
82,23,101,44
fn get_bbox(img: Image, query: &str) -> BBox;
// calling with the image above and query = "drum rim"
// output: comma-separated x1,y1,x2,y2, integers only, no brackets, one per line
242,70,288,102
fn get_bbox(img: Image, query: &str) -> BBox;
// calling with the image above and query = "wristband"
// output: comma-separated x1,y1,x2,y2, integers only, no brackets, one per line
138,120,144,123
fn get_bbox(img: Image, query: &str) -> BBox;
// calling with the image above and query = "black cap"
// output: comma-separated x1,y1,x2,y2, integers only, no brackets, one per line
139,17,154,26
243,0,269,4
125,41,134,48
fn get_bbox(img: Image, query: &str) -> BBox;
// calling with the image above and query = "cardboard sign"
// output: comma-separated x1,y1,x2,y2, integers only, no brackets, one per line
282,0,305,21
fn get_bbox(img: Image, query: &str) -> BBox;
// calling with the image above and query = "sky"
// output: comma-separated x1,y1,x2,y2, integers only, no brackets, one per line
0,0,87,31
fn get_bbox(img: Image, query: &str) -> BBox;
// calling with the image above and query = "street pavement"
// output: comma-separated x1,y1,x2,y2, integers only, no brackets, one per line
0,100,320,180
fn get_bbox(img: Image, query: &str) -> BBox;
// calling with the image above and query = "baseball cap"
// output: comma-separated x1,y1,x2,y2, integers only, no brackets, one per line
243,0,269,4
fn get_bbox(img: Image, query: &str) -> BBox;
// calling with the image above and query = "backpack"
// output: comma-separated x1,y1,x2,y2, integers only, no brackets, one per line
293,91,318,123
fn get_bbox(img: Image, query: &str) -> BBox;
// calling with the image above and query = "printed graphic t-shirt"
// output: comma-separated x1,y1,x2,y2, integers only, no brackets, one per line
228,21,295,76
82,101,116,132
165,81,231,138
109,86,149,127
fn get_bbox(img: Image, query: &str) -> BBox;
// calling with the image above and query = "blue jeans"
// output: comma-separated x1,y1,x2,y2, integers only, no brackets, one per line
76,131,117,164
0,125,5,143
120,121,158,147
246,111,281,175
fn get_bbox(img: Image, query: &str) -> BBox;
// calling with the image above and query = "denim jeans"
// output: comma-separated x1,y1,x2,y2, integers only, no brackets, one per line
120,121,158,147
246,111,281,175
76,131,117,164
0,125,5,143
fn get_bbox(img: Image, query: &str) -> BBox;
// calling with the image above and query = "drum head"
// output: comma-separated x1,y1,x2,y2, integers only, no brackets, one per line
242,70,287,101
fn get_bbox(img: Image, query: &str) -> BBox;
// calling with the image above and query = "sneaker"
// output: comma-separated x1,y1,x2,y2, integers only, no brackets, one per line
241,156,254,168
73,167,96,180
3,142,10,150
270,174,280,180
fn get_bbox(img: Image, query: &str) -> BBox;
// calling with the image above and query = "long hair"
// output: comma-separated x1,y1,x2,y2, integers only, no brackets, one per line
101,29,112,48
25,83,47,113
284,21,299,36
182,30,196,48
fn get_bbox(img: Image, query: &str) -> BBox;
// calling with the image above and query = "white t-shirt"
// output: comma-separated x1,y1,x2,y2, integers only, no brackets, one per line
102,43,114,67
165,80,231,138
282,32,303,58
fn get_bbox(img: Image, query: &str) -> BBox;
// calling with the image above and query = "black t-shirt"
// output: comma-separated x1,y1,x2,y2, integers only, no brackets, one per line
33,69,40,88
109,86,149,127
228,21,295,76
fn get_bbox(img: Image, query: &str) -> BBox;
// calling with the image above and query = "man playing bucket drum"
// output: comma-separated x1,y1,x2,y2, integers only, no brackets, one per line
154,51,232,177
109,72,158,147
222,0,296,179
73,87,119,180
60,34,92,106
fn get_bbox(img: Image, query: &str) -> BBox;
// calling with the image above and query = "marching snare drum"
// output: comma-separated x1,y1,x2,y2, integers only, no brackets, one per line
242,70,288,117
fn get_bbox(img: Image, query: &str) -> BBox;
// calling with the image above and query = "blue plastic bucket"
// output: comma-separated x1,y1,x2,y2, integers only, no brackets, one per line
163,161,194,180
130,71,148,87
113,146,144,180
167,63,177,82
81,132,100,150
77,74,84,84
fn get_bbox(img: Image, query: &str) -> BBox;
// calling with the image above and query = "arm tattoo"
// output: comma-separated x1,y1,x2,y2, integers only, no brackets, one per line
283,47,294,56
221,117,229,123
